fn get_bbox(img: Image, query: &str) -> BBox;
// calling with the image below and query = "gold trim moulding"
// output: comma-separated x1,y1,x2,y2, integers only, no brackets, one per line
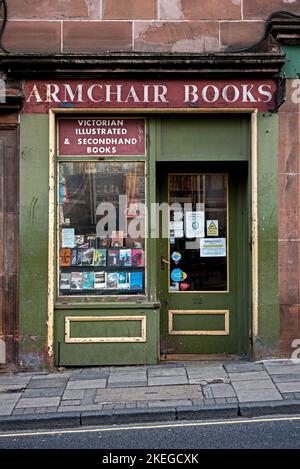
168,310,230,336
64,315,147,344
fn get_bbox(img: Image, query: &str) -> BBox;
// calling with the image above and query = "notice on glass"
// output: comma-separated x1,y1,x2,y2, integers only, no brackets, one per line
207,220,219,237
200,238,226,257
62,228,75,248
185,211,205,238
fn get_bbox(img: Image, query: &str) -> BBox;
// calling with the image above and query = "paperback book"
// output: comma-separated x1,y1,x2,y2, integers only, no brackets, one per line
119,249,132,267
94,271,107,290
131,249,144,267
93,249,106,266
70,272,83,290
60,248,71,267
130,271,143,291
70,249,83,266
60,273,71,290
82,248,94,266
107,272,118,289
108,249,119,267
118,271,130,290
83,272,95,290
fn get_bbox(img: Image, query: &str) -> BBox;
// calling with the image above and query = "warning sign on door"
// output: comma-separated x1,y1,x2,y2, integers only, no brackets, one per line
207,220,219,237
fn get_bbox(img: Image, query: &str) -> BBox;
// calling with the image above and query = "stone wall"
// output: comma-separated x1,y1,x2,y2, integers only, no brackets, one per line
2,0,300,53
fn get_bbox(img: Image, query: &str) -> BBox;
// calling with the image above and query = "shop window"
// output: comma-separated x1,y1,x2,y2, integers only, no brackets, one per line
58,162,146,297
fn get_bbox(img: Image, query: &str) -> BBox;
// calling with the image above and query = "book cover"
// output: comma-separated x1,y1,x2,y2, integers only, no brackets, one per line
70,272,83,290
107,272,118,289
83,272,95,290
82,248,94,266
118,271,130,290
119,249,131,267
87,235,97,248
93,249,106,267
60,248,71,267
60,272,71,290
99,238,110,248
74,235,85,246
94,271,107,290
131,249,144,267
70,249,77,266
108,249,119,267
111,230,124,247
130,271,143,291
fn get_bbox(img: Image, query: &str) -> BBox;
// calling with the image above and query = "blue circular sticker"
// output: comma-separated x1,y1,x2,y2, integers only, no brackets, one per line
171,251,182,264
171,268,187,282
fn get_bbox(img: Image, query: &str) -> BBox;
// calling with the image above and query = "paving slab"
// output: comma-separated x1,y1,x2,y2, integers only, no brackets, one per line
58,404,104,412
209,383,236,398
107,373,147,388
66,379,106,390
148,376,188,386
234,388,283,403
0,403,17,415
271,373,300,383
95,385,203,404
69,372,109,381
186,367,228,380
27,378,68,389
264,364,300,375
276,382,300,393
22,387,65,398
147,368,187,377
0,393,22,402
60,400,81,406
232,380,276,391
224,363,264,373
62,389,85,400
0,384,27,392
228,371,270,382
16,397,61,408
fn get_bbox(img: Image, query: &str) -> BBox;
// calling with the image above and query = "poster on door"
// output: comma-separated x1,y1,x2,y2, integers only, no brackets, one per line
185,211,205,238
200,238,226,257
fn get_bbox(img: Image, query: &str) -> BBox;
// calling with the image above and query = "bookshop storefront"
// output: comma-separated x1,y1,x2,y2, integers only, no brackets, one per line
17,63,281,368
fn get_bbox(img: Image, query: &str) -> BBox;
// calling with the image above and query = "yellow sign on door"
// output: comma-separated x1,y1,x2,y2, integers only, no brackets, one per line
207,220,219,237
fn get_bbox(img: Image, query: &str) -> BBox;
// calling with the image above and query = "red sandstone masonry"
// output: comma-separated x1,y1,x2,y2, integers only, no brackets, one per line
134,21,220,52
8,0,101,19
3,21,61,53
103,0,157,20
220,21,265,49
244,0,300,20
63,21,132,53
159,0,242,20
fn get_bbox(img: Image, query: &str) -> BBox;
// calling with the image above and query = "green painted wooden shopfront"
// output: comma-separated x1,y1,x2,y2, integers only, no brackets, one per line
19,111,279,368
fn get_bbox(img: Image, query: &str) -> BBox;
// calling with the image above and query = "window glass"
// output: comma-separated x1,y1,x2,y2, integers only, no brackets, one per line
168,174,228,292
58,162,146,296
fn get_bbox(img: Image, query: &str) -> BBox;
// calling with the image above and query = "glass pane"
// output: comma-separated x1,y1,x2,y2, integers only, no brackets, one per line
58,162,146,296
169,174,228,292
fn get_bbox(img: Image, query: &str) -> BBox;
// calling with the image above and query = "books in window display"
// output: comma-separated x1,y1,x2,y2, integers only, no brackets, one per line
93,249,106,266
119,249,131,267
83,272,95,290
118,271,130,290
131,249,144,267
60,272,71,290
108,249,119,267
130,271,143,291
94,271,107,290
60,248,71,267
107,272,119,289
82,248,94,266
71,249,83,266
70,272,83,290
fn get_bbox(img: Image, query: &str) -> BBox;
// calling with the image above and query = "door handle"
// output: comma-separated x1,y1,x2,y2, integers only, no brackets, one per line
161,256,170,270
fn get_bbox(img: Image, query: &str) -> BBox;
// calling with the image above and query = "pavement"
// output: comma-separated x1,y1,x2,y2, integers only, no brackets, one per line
1,359,300,430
